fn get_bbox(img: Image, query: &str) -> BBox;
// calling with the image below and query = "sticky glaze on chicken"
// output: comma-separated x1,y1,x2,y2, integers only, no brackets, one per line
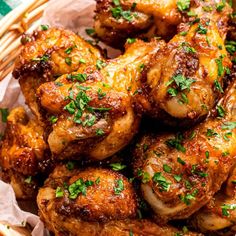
133,80,236,221
37,39,165,160
37,164,202,236
0,107,50,199
13,27,103,121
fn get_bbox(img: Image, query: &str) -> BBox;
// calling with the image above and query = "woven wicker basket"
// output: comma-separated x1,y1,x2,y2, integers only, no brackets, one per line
0,0,48,81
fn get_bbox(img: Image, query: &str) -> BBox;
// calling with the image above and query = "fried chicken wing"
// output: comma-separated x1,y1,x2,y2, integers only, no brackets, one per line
95,0,181,48
191,164,236,235
37,39,165,160
37,164,202,236
0,107,50,199
94,0,231,48
13,27,103,120
142,1,232,124
133,80,236,221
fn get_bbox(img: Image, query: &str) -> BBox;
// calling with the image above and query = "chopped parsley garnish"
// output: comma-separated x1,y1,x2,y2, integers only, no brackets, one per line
97,88,106,99
180,31,188,36
85,28,95,36
168,74,195,92
180,189,198,205
206,129,218,137
55,187,64,198
216,105,225,118
65,57,72,66
225,41,236,55
67,73,87,82
66,161,75,170
142,172,151,183
221,203,236,216
127,38,136,44
49,115,58,124
41,25,49,31
152,172,171,192
110,163,126,171
24,176,32,184
181,42,196,54
177,157,186,165
32,55,49,62
65,47,74,54
0,108,9,123
79,58,86,64
163,164,172,173
96,128,104,136
95,177,100,184
196,24,208,34
222,122,236,130
216,0,226,12
215,56,224,77
223,132,232,141
177,0,190,12
214,80,224,93
96,60,107,70
68,178,94,199
114,179,124,194
191,164,208,177
174,175,182,182
111,0,135,22
166,134,186,153
167,88,178,97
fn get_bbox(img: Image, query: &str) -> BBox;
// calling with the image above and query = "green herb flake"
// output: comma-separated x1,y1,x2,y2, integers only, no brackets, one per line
127,38,136,44
0,108,9,123
65,57,72,66
114,179,124,195
110,163,127,171
152,172,171,192
177,0,190,12
55,186,64,198
24,176,32,184
66,161,75,170
216,105,225,118
41,25,49,31
222,122,236,130
163,164,172,173
96,128,105,136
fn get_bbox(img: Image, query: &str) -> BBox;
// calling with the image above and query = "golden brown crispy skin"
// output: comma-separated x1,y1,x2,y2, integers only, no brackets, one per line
191,164,236,235
95,0,181,47
94,0,231,48
37,39,165,160
0,107,50,199
37,164,202,236
133,80,236,221
143,1,232,125
13,27,103,120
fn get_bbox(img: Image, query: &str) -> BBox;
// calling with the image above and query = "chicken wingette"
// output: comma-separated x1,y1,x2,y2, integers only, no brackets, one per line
133,80,236,221
191,164,236,235
37,164,202,236
0,107,50,199
37,39,165,160
13,27,103,121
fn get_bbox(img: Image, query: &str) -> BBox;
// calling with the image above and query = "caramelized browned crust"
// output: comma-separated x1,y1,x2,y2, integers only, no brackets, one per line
142,1,232,125
191,164,236,235
37,164,202,236
0,107,50,199
13,27,103,120
35,39,164,160
94,0,181,48
133,80,236,221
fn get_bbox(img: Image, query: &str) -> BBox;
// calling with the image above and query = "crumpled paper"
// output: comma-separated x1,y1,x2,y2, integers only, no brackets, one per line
0,0,119,235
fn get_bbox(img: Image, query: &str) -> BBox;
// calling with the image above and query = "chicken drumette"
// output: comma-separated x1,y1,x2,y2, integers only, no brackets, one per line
37,164,202,236
133,79,236,221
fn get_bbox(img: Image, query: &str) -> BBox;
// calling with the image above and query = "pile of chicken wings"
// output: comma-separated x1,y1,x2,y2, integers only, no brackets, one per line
1,0,236,235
